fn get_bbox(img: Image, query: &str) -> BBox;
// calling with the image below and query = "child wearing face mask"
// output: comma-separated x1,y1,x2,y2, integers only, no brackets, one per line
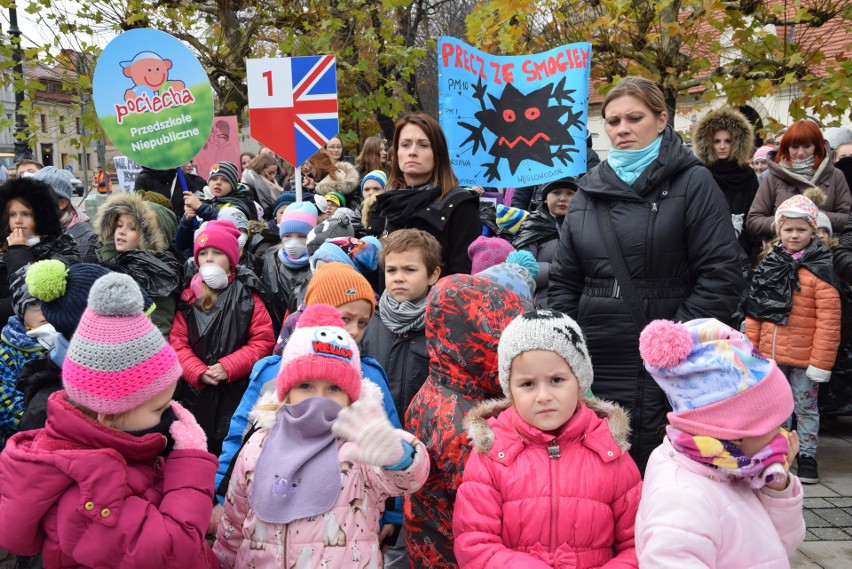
453,310,641,568
170,220,275,457
213,304,428,568
261,202,318,326
0,273,219,568
96,192,183,338
744,193,840,484
636,318,805,567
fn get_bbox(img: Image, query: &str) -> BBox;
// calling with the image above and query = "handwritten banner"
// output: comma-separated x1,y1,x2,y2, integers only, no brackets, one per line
438,37,591,187
112,155,143,192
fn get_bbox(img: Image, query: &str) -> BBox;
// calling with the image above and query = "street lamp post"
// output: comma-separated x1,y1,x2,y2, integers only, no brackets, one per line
8,3,34,162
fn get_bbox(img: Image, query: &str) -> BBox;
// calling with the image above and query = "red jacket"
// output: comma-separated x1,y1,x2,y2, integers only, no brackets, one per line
170,288,274,388
454,400,641,569
0,392,219,568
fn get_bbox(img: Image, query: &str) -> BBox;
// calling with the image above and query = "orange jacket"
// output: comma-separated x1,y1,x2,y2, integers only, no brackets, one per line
746,267,841,372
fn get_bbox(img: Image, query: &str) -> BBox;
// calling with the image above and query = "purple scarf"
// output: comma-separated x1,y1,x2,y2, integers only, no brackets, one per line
667,426,792,489
252,397,342,524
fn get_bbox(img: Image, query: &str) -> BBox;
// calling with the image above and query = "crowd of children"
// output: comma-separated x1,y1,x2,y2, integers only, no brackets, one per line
1,112,851,568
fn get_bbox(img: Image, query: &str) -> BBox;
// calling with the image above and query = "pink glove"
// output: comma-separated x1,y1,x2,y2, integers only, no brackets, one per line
169,402,208,451
332,380,405,467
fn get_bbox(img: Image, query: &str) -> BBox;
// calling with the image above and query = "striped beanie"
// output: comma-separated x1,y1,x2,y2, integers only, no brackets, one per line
360,170,388,192
63,273,181,415
279,201,318,238
496,204,530,235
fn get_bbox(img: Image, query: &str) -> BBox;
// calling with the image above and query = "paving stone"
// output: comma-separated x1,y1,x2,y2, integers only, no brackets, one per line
802,483,840,498
804,498,835,509
804,529,821,541
809,527,852,541
827,497,852,508
805,509,832,528
813,509,852,527
797,540,852,567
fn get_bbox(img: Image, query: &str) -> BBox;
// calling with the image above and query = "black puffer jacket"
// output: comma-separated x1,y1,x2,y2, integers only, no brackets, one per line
548,126,744,472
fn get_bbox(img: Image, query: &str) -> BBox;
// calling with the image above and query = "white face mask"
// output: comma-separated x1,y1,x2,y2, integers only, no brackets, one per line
237,233,248,251
26,323,59,350
198,263,229,290
26,235,41,246
282,238,307,259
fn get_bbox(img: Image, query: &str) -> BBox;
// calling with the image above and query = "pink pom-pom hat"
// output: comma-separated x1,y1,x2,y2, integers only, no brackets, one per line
639,318,793,440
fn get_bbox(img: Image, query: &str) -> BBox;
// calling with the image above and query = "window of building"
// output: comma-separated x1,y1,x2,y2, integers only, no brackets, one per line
75,117,81,135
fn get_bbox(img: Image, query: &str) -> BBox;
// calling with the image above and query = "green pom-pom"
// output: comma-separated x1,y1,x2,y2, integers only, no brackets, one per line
25,260,68,302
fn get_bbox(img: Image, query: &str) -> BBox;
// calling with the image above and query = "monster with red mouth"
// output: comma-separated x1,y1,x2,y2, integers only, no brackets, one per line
460,77,584,182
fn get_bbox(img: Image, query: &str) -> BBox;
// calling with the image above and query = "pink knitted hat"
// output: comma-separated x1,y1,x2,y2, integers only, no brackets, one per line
467,235,515,274
63,273,181,415
194,219,241,268
752,145,772,162
639,318,793,440
276,304,362,403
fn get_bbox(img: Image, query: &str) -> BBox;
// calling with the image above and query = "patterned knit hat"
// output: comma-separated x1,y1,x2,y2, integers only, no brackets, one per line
360,170,387,192
11,274,37,322
279,201,318,237
33,166,72,201
304,262,376,317
498,309,594,397
208,161,240,190
310,236,381,276
752,145,772,162
476,250,538,303
468,235,516,274
217,206,249,233
496,204,530,236
306,215,355,256
194,219,241,268
774,194,818,229
276,304,361,402
63,273,181,415
639,318,794,440
26,260,111,338
325,192,346,208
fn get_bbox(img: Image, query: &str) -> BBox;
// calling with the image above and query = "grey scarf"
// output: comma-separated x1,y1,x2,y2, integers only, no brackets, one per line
379,290,427,335
783,156,816,180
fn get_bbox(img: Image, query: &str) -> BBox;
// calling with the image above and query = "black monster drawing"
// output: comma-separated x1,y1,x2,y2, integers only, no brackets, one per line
460,76,585,182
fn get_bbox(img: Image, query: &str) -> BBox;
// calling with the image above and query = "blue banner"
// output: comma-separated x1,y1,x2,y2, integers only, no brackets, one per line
438,37,591,188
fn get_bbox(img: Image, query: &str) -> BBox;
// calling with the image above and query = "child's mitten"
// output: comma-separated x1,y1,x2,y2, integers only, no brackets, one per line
332,380,405,467
169,401,208,451
805,365,831,383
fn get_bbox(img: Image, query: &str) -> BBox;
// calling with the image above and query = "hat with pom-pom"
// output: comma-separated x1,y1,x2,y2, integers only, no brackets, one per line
26,260,111,338
498,309,594,398
476,250,538,303
495,204,530,236
62,273,181,415
775,194,818,229
468,235,515,274
276,304,362,402
639,318,793,440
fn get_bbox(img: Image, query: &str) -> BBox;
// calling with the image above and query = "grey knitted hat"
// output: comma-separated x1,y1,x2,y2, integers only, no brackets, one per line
33,166,72,201
208,160,240,190
306,214,355,256
816,210,832,237
217,206,249,233
498,309,594,398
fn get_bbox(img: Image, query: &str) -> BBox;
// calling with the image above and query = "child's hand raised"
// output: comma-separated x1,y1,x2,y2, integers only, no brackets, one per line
332,380,405,467
183,191,202,210
169,401,208,451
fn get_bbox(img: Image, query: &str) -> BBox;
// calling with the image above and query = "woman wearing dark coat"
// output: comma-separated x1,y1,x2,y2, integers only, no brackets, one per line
367,113,481,275
548,77,744,472
693,107,761,262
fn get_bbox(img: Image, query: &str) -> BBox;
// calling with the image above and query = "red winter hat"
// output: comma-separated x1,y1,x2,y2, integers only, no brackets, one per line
194,219,241,269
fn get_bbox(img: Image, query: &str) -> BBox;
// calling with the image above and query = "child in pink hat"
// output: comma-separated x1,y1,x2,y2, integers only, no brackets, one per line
743,192,840,483
213,304,428,568
636,318,805,568
0,273,219,567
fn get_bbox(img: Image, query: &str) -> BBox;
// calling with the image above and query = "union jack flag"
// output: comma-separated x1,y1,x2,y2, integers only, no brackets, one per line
247,55,339,167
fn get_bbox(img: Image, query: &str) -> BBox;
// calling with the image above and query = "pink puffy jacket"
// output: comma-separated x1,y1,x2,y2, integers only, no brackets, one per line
213,393,430,569
636,437,806,568
453,399,642,569
0,391,220,568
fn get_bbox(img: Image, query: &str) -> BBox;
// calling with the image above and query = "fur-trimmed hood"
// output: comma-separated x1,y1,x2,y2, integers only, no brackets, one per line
0,177,63,240
95,192,167,253
693,107,755,166
464,396,632,453
315,161,360,196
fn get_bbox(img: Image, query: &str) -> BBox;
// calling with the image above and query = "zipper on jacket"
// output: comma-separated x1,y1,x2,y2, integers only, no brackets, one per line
550,439,559,552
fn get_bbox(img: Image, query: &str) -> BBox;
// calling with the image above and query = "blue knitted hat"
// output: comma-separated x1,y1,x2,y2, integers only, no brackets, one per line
279,201,318,238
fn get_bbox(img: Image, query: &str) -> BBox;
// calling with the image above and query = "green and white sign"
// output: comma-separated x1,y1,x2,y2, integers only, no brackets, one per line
93,28,214,169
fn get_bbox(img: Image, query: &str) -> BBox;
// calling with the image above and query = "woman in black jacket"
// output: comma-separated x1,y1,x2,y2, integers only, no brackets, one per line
548,77,744,472
368,113,480,275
